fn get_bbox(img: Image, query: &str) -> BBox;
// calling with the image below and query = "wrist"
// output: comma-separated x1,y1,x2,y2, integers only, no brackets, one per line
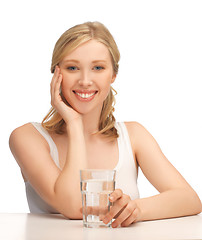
134,198,145,222
65,118,83,133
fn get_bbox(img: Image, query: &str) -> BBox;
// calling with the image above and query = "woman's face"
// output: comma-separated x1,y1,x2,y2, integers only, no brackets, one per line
59,39,116,115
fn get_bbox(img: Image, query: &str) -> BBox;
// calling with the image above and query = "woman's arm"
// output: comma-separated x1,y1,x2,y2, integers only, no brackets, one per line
103,122,201,227
9,67,87,219
53,119,87,218
9,120,86,219
129,121,202,220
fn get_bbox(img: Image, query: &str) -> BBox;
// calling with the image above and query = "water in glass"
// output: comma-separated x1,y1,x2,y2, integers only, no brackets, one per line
81,179,115,228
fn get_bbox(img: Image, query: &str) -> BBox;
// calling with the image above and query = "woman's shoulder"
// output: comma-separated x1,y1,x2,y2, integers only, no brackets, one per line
123,121,154,150
123,121,147,134
9,122,49,154
10,122,39,141
123,121,156,139
10,122,34,134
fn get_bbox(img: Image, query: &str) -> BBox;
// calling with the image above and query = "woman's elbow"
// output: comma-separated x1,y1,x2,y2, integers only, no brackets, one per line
195,199,202,215
62,208,83,220
188,189,202,215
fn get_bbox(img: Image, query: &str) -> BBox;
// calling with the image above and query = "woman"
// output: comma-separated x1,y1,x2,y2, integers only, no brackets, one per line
9,21,201,228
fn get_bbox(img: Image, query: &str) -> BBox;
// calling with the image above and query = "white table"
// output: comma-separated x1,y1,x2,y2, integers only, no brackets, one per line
0,213,202,240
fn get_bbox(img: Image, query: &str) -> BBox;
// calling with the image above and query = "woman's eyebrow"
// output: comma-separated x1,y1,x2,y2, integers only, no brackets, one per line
62,59,108,64
92,60,108,63
62,59,80,63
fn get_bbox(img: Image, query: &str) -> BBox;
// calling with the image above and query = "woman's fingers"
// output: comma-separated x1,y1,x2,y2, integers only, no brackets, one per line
120,207,139,227
80,189,140,228
103,190,141,228
51,66,58,93
50,65,82,123
51,66,63,108
54,74,62,100
111,201,137,228
50,67,58,103
109,189,123,202
103,191,130,224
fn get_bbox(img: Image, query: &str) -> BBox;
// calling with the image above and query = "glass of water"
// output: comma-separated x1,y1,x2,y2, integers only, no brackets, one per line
80,169,116,228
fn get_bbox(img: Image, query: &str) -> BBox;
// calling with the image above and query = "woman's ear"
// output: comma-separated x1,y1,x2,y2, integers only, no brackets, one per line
111,74,116,83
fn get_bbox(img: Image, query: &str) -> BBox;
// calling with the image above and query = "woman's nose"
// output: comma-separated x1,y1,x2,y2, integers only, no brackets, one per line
78,71,93,86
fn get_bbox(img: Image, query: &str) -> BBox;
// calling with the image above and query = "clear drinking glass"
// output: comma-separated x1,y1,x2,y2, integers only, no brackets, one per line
80,169,116,228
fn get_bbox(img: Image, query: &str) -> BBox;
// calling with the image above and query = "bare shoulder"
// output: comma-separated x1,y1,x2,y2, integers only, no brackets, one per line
124,121,151,140
9,123,50,162
10,122,40,138
123,121,143,152
9,123,35,139
124,121,145,132
124,121,158,153
10,123,49,146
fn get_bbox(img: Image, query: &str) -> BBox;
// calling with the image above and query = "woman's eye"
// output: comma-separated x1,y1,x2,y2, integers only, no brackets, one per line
67,66,78,71
94,66,104,71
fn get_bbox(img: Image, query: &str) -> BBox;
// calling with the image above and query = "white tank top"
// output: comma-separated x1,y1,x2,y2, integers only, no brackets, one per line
25,122,139,214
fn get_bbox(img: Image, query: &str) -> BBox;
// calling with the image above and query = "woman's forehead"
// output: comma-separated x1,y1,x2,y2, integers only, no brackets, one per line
62,40,111,63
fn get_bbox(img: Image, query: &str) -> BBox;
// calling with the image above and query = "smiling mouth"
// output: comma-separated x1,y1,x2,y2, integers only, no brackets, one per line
73,90,98,100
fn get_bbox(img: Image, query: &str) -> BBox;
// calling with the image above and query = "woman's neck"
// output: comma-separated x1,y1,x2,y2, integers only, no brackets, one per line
81,111,101,140
63,106,102,141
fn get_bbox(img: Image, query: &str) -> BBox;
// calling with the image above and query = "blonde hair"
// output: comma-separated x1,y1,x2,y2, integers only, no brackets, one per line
42,21,120,140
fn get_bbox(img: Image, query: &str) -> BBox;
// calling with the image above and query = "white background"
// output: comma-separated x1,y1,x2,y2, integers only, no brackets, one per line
0,0,201,212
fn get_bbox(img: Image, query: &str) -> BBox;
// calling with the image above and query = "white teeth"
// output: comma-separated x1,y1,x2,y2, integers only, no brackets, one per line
75,92,96,99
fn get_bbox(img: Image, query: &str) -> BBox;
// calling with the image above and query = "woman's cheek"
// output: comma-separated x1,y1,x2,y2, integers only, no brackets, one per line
61,81,72,103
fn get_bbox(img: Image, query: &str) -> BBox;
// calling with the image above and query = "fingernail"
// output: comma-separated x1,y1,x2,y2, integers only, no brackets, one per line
109,196,114,201
112,222,117,228
103,218,109,224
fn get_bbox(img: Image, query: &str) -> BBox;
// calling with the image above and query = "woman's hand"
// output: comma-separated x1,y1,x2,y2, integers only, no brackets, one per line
103,189,142,228
51,66,82,124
